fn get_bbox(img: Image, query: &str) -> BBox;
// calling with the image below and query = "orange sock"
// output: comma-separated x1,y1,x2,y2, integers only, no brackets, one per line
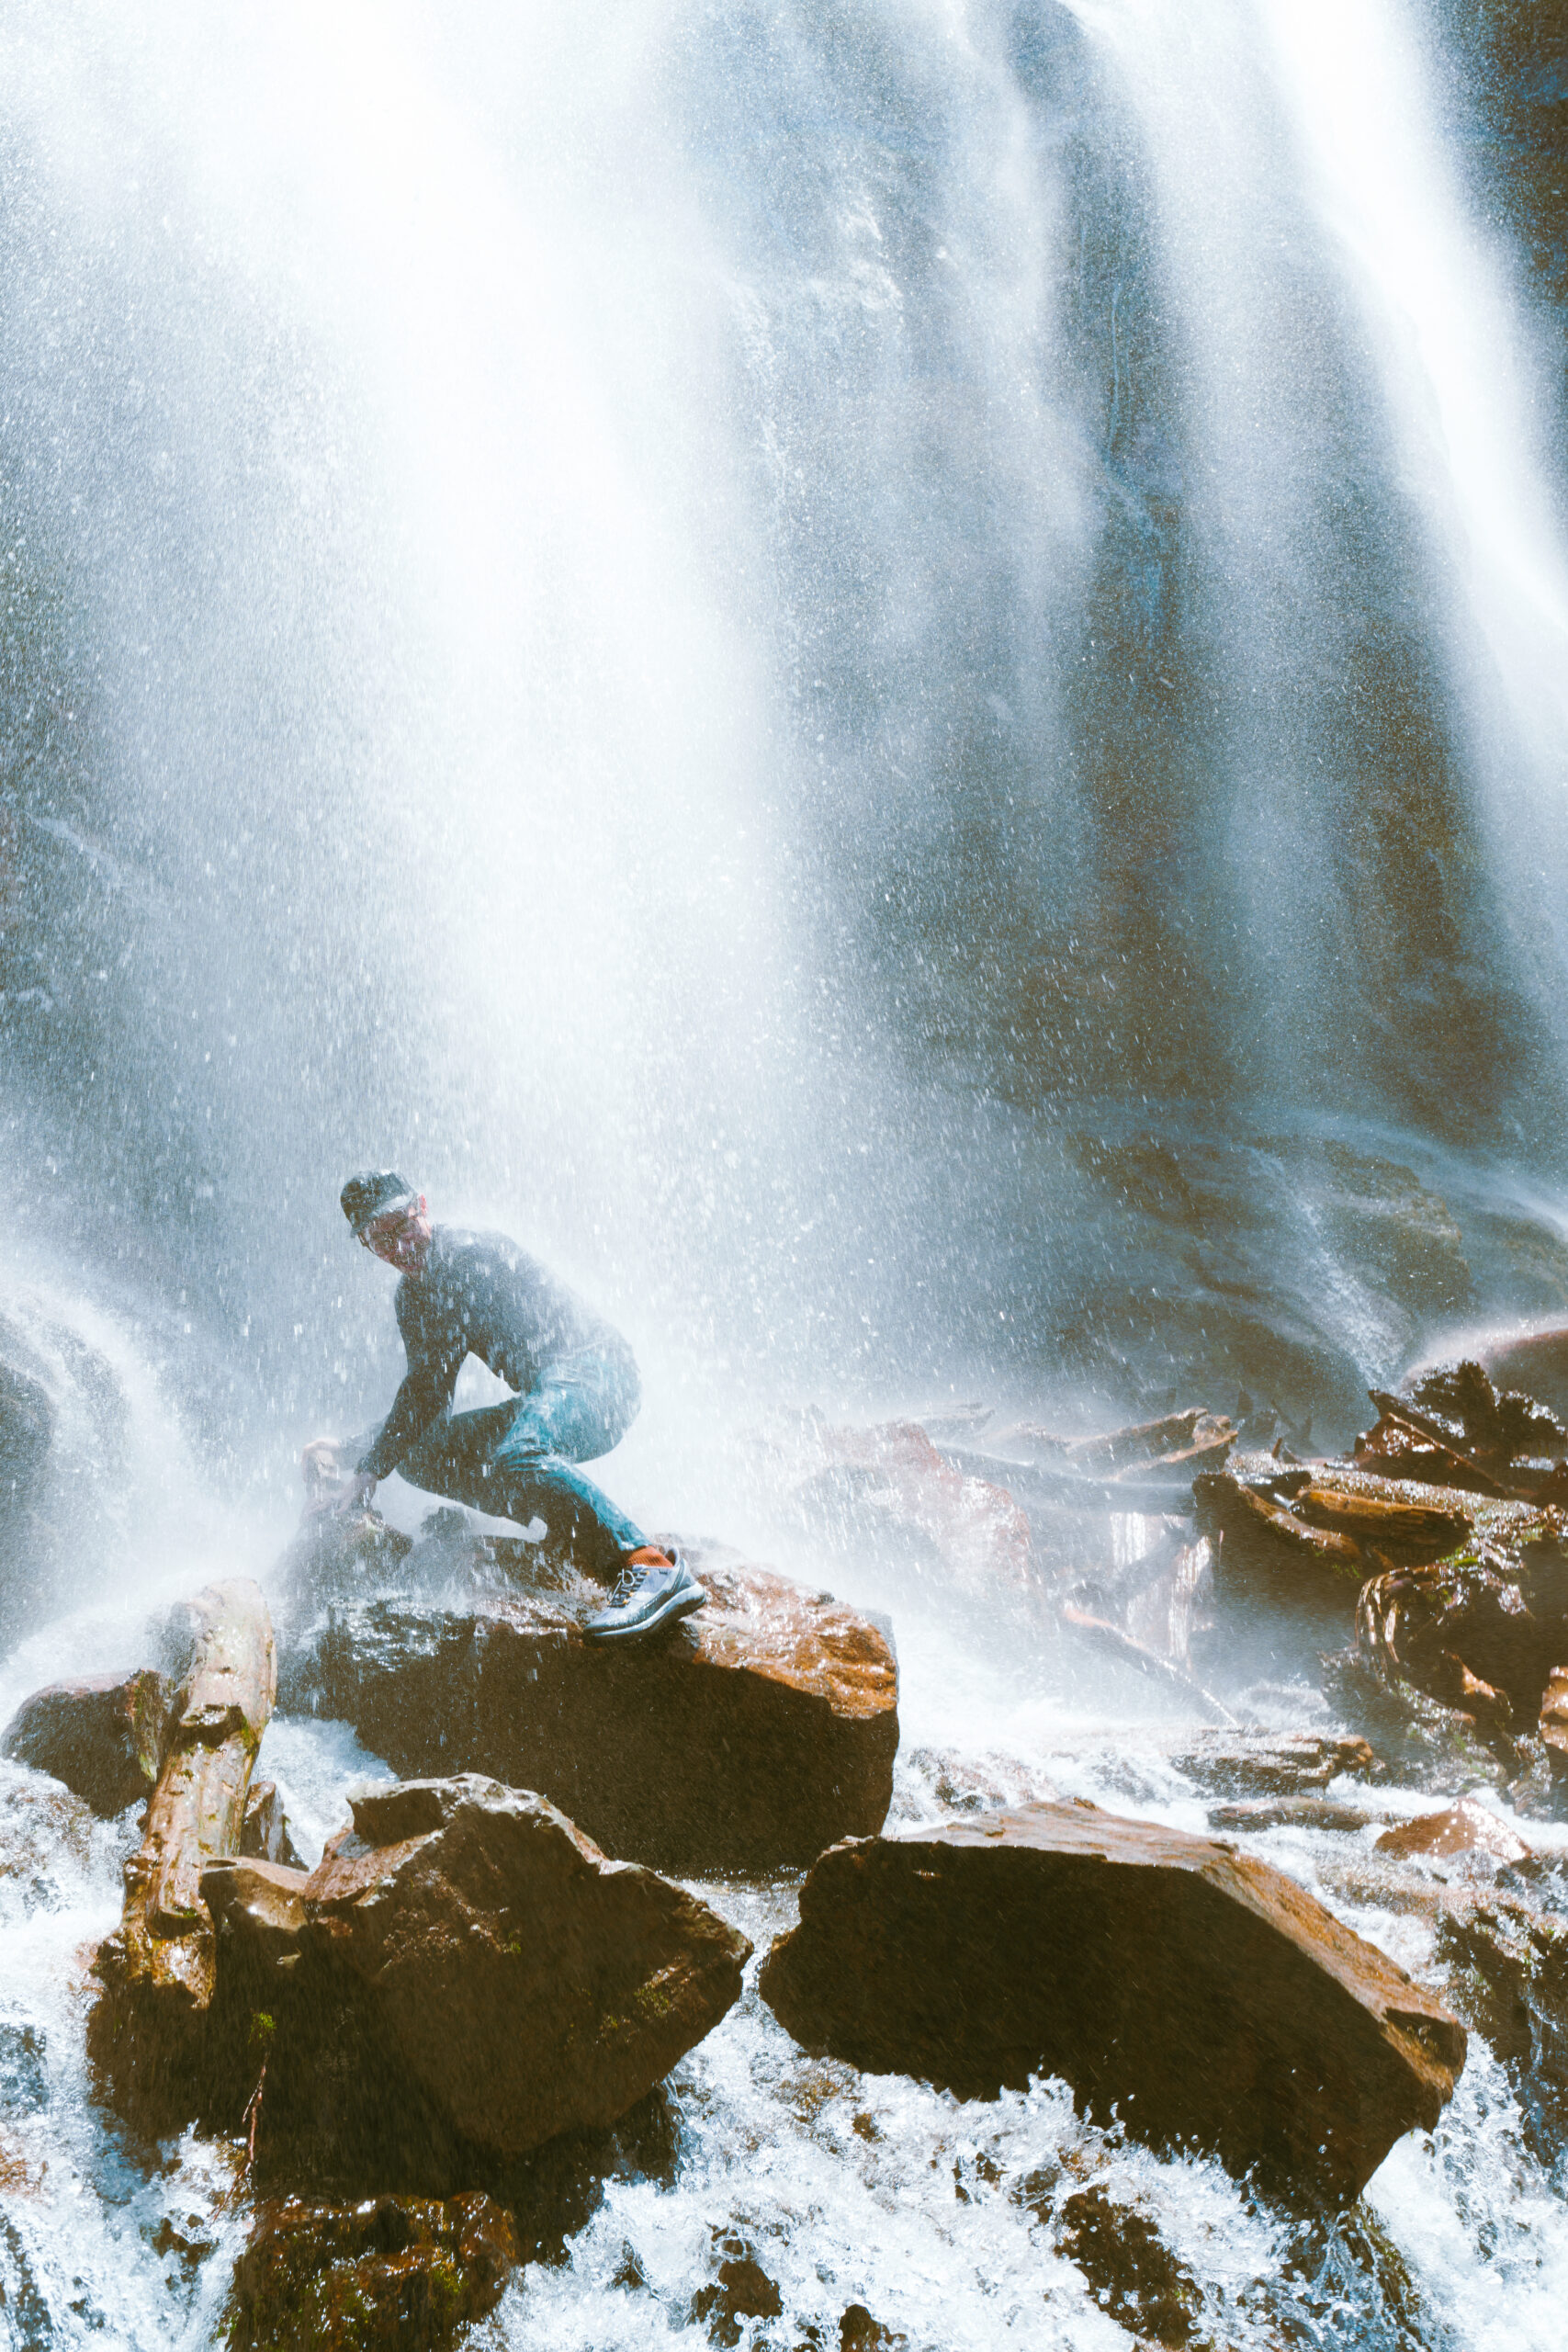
623,1544,674,1568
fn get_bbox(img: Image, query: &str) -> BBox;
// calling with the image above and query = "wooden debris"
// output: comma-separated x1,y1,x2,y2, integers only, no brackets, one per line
1198,1476,1362,1578
1292,1485,1472,1555
92,1579,276,2106
1365,1392,1515,1498
997,1408,1236,1482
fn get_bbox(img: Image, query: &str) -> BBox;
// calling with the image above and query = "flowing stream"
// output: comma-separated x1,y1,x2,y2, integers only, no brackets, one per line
3,1,1568,2345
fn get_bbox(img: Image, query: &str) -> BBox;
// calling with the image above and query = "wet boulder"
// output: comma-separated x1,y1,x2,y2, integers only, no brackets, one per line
1375,1800,1531,1867
1431,1894,1568,2091
1197,1461,1475,1594
280,1539,897,1874
1350,1412,1506,1494
1,1668,173,1816
227,2192,516,2352
1355,1534,1568,1746
239,1779,304,1869
758,1801,1465,2200
270,1502,415,1625
204,1774,750,2181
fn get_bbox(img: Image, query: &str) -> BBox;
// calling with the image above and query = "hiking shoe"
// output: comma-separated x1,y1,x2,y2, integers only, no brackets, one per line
584,1546,707,1642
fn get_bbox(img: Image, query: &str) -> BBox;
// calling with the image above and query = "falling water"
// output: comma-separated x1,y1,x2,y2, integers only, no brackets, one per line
4,0,1568,2343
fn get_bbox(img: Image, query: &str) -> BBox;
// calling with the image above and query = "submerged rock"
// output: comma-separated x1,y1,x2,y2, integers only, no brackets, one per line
280,1538,897,1874
691,2239,784,2346
1471,1329,1568,1428
1045,2182,1201,2346
0,1765,95,1908
1173,1730,1380,1796
1375,1800,1531,1867
1,1668,172,1817
204,1774,750,2183
0,1299,132,1645
227,2192,516,2352
758,1801,1465,2200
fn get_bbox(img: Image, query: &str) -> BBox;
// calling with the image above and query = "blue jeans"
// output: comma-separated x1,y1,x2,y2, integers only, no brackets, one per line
395,1346,647,1578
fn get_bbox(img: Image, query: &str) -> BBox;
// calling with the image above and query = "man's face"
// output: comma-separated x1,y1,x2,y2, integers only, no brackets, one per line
362,1193,434,1274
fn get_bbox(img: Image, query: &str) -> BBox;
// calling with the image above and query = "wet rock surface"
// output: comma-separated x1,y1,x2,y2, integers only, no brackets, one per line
1046,2182,1201,2346
227,2191,517,2351
1,1668,172,1816
278,1525,897,1873
691,2237,784,2345
1172,1730,1381,1796
204,1773,750,2186
759,1800,1465,2199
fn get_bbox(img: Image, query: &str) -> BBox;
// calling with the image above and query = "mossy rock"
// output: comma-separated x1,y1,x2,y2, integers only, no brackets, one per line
226,2192,516,2350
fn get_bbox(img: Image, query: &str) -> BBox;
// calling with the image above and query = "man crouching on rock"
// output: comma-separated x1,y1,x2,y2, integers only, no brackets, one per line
307,1170,705,1642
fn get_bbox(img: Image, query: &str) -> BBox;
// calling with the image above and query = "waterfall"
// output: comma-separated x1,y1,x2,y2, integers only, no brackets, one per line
4,0,1566,1449
4,6,1568,2340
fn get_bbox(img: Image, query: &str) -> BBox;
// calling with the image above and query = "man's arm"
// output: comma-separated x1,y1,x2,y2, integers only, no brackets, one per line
355,1350,457,1480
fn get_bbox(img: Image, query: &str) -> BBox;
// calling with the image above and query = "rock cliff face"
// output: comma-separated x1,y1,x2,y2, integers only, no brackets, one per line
760,1800,1466,2202
279,1534,898,1874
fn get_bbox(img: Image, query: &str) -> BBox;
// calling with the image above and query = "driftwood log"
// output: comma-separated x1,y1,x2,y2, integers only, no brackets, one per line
91,1578,276,2112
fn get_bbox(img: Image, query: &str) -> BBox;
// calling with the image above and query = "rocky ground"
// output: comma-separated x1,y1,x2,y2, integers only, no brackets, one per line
4,1343,1568,2346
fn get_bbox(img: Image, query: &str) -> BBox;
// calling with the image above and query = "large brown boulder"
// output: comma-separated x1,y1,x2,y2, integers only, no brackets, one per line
203,1774,750,2182
758,1802,1465,2201
279,1545,897,1874
1,1668,172,1816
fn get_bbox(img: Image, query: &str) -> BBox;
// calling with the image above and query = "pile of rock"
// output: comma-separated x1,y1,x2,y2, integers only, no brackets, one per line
1166,1363,1568,1787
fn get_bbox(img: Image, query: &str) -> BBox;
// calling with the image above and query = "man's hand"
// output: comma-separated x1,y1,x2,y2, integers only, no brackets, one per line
301,1438,377,1518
